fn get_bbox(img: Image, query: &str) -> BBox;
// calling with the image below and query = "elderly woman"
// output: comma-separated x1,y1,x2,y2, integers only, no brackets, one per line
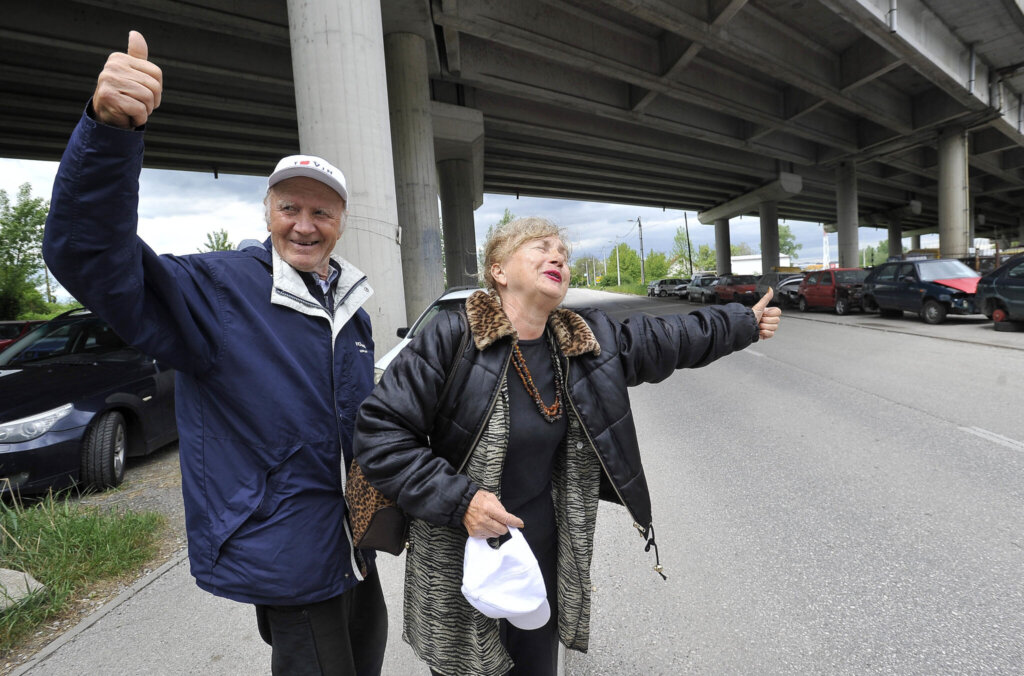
354,217,780,675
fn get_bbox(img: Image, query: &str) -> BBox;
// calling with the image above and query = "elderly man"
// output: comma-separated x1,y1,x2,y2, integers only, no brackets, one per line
42,32,387,675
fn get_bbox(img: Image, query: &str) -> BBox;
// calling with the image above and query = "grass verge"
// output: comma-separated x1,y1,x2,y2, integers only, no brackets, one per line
0,492,163,656
596,283,647,296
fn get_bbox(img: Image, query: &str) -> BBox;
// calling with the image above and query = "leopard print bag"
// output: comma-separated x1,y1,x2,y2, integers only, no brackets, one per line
346,459,408,555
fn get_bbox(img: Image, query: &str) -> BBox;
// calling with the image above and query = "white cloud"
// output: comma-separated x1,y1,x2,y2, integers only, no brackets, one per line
3,157,907,269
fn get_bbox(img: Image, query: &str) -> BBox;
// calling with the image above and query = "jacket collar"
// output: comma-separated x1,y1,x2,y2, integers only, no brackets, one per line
465,290,600,357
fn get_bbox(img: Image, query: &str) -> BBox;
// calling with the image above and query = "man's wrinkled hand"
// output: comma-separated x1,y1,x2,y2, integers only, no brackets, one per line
751,288,782,340
92,31,163,129
462,490,524,538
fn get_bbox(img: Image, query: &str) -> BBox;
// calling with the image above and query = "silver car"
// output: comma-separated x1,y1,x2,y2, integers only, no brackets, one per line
685,275,719,303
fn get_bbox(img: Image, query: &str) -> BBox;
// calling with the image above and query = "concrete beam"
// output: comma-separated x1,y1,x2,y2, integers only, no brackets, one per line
431,101,484,209
597,0,916,134
287,0,407,355
385,32,445,325
697,173,803,224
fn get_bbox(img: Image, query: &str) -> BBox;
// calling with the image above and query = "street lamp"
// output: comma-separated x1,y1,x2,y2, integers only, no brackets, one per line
608,239,621,286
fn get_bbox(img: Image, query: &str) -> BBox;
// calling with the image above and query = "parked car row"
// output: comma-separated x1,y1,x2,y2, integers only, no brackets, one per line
656,255,1024,328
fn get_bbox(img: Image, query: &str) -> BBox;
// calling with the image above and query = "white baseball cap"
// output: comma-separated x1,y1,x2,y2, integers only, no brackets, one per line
461,527,551,630
268,155,348,203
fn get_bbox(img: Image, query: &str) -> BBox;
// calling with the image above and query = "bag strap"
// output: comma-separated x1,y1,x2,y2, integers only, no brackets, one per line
434,306,469,414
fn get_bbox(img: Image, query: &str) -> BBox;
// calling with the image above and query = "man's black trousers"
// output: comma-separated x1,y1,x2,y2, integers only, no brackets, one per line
255,568,387,676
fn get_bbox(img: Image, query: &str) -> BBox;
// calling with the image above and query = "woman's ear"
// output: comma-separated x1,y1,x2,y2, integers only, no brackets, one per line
491,262,506,286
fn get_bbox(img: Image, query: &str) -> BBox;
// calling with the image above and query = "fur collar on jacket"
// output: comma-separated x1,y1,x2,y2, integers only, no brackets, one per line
465,290,601,357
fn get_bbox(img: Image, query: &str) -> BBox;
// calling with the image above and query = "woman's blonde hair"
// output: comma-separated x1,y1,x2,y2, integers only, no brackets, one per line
482,217,570,291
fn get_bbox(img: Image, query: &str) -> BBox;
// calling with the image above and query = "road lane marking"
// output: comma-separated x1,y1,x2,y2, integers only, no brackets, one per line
958,426,1024,452
746,349,765,357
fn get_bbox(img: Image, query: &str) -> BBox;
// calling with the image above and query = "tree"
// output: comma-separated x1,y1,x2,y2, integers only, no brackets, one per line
858,240,890,267
601,243,641,285
644,251,670,279
477,208,516,273
693,244,717,272
671,227,695,276
731,242,755,256
0,183,48,319
199,229,233,252
779,224,802,262
572,255,601,286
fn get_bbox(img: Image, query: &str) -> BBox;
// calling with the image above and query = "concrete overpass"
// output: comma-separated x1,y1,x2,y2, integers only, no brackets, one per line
2,0,1023,350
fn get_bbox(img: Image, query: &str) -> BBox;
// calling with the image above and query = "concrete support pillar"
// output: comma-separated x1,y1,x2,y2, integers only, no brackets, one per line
888,216,903,258
437,159,478,286
911,235,921,250
715,218,731,274
759,201,780,273
286,0,406,356
938,127,970,259
835,161,859,268
384,33,444,325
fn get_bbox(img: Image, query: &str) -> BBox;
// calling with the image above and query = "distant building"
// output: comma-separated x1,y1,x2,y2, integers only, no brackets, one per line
730,254,792,275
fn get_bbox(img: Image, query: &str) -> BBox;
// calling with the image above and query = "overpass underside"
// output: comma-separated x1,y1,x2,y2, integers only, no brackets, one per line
3,0,1023,342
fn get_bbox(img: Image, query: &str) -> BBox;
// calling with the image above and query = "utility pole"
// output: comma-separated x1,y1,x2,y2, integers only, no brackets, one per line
684,213,694,275
615,245,621,285
637,216,646,284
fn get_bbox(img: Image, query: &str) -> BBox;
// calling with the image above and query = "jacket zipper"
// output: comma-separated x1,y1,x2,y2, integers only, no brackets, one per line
274,287,328,312
562,356,642,530
456,346,512,474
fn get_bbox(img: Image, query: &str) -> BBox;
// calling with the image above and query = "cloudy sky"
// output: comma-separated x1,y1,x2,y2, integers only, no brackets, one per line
2,155,930,299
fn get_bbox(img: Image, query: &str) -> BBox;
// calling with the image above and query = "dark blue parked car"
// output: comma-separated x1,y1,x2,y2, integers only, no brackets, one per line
861,259,980,324
976,255,1024,324
0,308,177,495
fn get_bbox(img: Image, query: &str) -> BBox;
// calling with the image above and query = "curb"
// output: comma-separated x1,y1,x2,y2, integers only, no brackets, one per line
10,548,189,676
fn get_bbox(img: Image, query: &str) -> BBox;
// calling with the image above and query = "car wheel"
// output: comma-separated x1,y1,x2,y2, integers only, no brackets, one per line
920,299,947,325
81,411,127,490
658,290,667,297
797,296,808,312
992,306,1008,323
835,297,849,315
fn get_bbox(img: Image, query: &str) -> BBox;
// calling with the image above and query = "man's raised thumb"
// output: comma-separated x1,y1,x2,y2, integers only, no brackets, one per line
127,30,148,60
752,286,774,310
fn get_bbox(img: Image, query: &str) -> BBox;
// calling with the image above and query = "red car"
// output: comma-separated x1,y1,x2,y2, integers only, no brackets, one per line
0,320,45,353
797,268,870,315
712,274,758,305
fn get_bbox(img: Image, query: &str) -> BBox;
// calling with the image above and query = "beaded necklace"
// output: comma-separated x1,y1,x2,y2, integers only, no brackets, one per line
510,334,564,422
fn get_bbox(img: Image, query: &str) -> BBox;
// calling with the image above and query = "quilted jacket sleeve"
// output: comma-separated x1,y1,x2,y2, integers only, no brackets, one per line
354,310,478,529
580,303,759,387
42,107,224,375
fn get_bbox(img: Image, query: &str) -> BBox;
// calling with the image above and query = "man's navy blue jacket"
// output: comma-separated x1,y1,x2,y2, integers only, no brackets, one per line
43,110,377,605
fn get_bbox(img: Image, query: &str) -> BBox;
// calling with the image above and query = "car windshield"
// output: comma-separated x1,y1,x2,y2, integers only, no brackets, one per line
408,299,467,338
918,260,979,281
699,278,717,286
0,316,132,366
835,270,869,284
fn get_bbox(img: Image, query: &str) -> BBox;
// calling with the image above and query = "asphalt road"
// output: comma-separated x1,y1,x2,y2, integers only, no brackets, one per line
564,289,1024,674
14,289,1023,675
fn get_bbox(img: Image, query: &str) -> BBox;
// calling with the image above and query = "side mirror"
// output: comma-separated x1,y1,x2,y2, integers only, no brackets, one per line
396,327,409,338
